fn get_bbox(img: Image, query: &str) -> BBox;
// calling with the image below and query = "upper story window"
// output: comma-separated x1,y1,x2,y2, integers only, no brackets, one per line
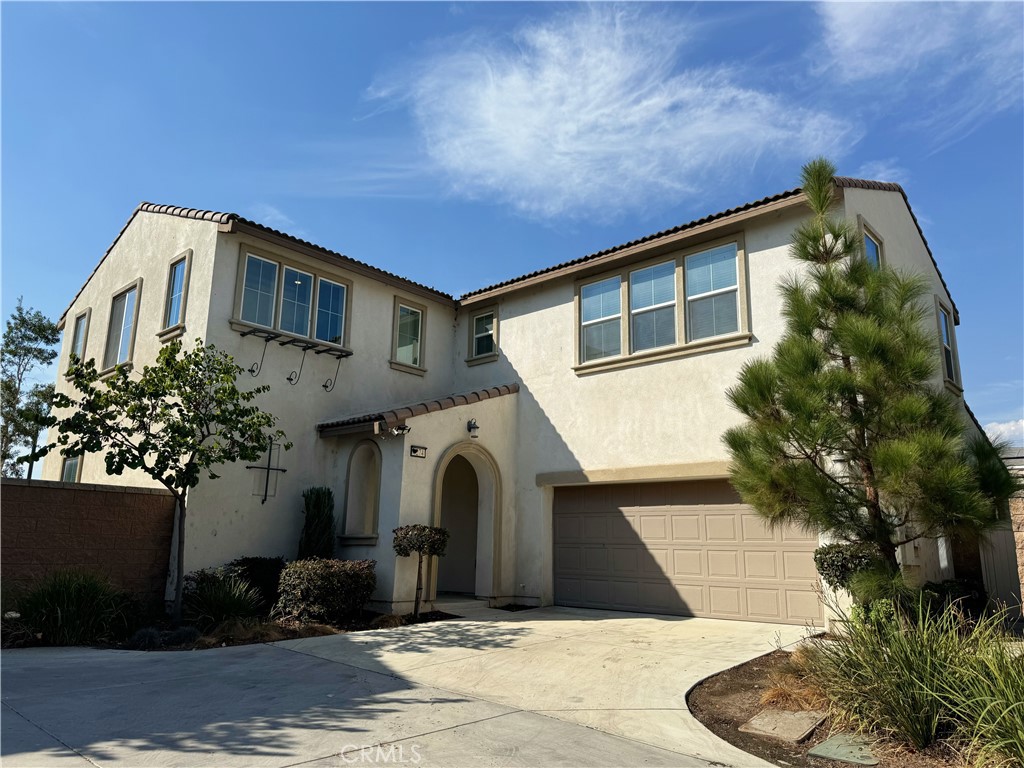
467,308,498,363
103,281,140,370
864,232,881,269
241,254,279,328
161,251,193,335
575,238,747,370
937,304,959,386
315,278,347,345
630,261,676,352
391,299,426,373
70,309,90,361
279,267,313,336
580,277,621,362
61,455,81,483
685,244,739,341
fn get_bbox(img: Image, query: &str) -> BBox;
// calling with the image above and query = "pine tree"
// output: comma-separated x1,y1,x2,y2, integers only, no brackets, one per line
724,158,1013,574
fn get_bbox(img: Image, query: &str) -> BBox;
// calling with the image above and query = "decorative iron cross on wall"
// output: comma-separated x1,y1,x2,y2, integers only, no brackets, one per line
245,435,287,505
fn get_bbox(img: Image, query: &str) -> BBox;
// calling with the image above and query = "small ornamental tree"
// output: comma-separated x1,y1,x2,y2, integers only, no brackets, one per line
44,338,288,621
392,524,449,619
724,158,1016,580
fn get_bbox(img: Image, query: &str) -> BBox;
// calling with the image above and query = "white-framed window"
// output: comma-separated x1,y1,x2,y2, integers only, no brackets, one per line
60,455,80,483
163,256,189,329
240,254,279,328
864,232,881,269
70,310,90,361
279,267,313,336
580,276,622,362
315,278,347,346
685,244,738,342
103,283,139,370
472,310,496,358
938,305,959,384
630,261,676,352
394,303,423,368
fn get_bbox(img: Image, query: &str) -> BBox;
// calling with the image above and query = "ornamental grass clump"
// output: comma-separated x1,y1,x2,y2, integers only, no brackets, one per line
182,568,262,632
16,570,133,646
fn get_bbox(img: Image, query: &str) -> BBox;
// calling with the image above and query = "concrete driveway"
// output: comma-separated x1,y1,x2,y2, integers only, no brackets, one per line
2,600,808,767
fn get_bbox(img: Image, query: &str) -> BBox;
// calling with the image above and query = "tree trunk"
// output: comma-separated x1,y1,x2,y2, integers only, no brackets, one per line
413,552,423,619
169,495,187,624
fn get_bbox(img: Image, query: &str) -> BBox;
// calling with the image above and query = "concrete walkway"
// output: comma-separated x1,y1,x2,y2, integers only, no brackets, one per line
2,601,808,767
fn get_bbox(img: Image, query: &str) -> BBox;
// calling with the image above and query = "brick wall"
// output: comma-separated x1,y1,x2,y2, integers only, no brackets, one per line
1012,495,1024,599
1,479,176,603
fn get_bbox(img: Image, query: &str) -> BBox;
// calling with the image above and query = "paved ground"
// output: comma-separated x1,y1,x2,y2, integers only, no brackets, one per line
1,600,808,767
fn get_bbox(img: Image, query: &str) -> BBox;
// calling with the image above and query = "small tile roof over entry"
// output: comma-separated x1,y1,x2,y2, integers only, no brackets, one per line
317,383,520,435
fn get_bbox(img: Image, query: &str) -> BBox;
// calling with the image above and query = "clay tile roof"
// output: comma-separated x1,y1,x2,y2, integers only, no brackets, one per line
317,383,520,435
460,177,957,319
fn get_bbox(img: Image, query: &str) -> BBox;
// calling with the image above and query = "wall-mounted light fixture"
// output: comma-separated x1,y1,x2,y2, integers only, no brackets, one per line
392,424,411,436
467,418,479,439
374,421,411,438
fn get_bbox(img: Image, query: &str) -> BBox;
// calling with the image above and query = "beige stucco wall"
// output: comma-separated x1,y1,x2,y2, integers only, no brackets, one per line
42,211,221,486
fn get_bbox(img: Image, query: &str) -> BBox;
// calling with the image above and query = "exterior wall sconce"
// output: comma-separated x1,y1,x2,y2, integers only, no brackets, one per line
374,421,411,438
467,418,479,439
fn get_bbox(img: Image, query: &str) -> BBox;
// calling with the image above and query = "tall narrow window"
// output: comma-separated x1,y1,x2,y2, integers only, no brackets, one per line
164,257,188,329
279,267,313,336
580,277,621,362
61,455,80,483
240,254,278,327
472,311,495,358
630,261,676,352
103,285,138,369
685,244,738,341
864,232,881,269
71,311,89,361
938,307,958,384
315,278,347,345
395,304,423,367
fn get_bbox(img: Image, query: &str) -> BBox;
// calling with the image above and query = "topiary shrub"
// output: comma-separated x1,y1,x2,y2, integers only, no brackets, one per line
183,569,262,632
276,558,376,624
225,556,286,613
298,487,337,560
813,542,882,592
393,525,449,619
16,570,134,646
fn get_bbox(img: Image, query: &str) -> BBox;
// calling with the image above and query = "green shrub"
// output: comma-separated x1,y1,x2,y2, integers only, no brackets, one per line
298,487,336,560
126,627,163,650
164,626,200,647
800,598,1014,750
813,542,882,592
16,570,133,646
183,569,261,632
276,558,376,624
225,556,286,613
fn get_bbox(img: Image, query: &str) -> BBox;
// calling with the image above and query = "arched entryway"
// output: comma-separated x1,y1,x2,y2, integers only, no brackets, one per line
430,443,501,601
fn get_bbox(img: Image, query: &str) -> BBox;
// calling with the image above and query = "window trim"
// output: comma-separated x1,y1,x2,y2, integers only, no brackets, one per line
158,249,193,342
238,252,280,330
314,276,351,348
467,306,499,365
858,215,885,269
573,234,750,373
231,243,355,353
935,297,962,393
629,260,677,353
68,307,91,367
277,265,315,338
390,296,427,375
577,275,626,364
684,245,741,343
60,454,82,484
101,278,143,375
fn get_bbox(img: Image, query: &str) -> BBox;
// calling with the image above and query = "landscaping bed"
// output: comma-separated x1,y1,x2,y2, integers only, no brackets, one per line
688,649,961,768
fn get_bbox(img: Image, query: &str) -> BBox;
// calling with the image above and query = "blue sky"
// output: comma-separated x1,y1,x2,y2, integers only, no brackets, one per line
3,2,1022,442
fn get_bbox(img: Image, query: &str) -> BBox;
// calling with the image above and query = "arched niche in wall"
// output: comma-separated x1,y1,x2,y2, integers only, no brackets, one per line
343,439,381,536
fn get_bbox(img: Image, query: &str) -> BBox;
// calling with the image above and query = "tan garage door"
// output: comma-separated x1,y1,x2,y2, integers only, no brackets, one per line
553,480,823,625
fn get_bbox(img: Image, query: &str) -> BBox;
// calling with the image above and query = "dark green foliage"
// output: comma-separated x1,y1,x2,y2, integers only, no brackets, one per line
16,571,133,646
921,579,988,618
276,558,376,624
298,487,336,560
225,556,286,612
1,298,59,477
126,627,163,650
724,158,1016,571
163,626,200,646
393,525,449,619
813,542,882,591
183,569,262,632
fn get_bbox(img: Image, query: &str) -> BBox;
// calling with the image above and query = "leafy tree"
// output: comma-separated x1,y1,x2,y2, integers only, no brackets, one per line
1,298,59,476
44,338,288,621
392,524,449,619
724,158,1013,577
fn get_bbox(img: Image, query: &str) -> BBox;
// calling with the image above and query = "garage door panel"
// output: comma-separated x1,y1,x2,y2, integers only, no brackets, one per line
554,481,822,626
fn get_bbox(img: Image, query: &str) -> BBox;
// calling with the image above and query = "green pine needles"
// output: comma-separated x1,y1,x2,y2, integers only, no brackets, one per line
724,158,1014,574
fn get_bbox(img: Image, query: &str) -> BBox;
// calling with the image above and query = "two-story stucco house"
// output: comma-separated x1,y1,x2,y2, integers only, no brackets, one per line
43,177,1021,624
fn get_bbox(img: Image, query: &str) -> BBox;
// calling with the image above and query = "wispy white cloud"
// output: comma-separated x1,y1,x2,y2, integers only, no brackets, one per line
816,3,1023,149
370,5,852,219
854,158,910,187
247,203,296,231
984,418,1024,447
